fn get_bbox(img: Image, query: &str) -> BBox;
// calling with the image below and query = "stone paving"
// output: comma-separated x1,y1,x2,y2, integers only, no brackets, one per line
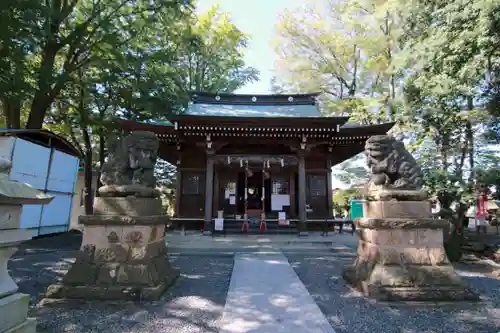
7,233,500,333
219,253,335,333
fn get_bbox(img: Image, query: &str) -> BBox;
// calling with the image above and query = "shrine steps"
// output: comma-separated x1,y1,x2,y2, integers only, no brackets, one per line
222,220,298,235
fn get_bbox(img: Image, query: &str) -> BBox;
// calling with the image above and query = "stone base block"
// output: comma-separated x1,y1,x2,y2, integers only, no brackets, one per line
363,201,431,219
343,224,480,302
343,264,479,301
93,197,163,216
45,219,178,301
0,293,30,332
45,268,178,301
2,318,36,333
45,256,179,301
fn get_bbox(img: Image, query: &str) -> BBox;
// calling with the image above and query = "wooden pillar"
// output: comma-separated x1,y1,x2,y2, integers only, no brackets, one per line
298,151,307,235
175,167,182,218
175,149,182,219
203,151,215,234
327,159,333,217
289,169,296,217
213,166,220,216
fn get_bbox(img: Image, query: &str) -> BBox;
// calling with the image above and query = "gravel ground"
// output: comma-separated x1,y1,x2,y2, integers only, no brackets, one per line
8,234,233,333
286,254,500,333
8,233,500,333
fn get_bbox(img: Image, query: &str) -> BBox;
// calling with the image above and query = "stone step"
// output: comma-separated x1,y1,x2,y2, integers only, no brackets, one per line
218,221,298,234
3,318,36,333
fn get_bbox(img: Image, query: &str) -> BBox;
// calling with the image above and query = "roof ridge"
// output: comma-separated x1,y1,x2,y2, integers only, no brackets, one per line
191,92,320,106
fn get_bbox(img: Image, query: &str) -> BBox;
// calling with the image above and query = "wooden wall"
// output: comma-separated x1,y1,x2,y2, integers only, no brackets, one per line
176,151,331,219
177,146,206,217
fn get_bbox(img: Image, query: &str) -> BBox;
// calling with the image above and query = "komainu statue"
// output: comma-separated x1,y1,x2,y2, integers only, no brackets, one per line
363,135,426,200
99,131,160,197
343,135,479,302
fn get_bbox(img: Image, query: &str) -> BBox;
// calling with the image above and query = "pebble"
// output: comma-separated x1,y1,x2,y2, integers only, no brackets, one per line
286,254,500,333
9,252,233,333
8,233,500,333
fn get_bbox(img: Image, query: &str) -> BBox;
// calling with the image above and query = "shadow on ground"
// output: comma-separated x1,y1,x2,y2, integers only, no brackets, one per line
287,254,500,333
8,233,233,333
9,233,500,333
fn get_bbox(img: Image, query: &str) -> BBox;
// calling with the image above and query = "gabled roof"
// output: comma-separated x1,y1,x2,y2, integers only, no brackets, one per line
187,92,322,118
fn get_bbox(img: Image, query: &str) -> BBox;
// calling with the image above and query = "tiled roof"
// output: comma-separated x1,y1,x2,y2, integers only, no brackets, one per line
185,103,322,118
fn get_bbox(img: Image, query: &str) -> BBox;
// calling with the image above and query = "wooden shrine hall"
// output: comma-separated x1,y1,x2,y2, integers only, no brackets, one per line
119,92,394,234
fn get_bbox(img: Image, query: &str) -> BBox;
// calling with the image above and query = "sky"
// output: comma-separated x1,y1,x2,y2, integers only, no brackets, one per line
196,0,303,94
195,1,352,189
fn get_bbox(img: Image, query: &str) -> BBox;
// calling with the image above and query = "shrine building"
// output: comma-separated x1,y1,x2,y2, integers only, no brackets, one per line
119,93,394,234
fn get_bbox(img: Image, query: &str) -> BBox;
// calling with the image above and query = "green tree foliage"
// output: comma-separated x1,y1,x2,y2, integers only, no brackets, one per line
273,0,500,209
0,0,194,129
331,156,369,186
2,2,258,213
273,0,404,123
332,188,362,216
400,0,500,208
173,5,259,94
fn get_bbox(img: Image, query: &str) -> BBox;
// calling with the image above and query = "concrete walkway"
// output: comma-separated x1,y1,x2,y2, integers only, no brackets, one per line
218,253,336,333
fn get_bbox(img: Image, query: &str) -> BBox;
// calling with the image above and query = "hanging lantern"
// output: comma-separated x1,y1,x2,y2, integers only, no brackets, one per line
240,159,243,168
227,156,231,165
280,158,284,167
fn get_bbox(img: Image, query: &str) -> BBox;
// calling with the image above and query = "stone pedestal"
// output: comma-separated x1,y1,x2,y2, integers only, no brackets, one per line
0,157,54,333
45,197,178,301
0,224,35,333
343,200,479,301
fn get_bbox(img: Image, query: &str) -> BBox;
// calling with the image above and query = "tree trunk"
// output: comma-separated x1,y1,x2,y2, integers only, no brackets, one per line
466,97,474,187
440,134,450,171
26,44,58,129
82,127,94,215
97,132,105,193
26,99,52,129
1,98,21,129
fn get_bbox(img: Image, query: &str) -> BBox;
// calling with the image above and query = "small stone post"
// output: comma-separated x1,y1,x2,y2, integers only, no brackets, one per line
343,135,479,301
0,158,53,333
45,131,178,301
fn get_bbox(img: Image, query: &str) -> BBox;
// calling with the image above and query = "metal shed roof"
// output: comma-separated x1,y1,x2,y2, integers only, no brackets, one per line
0,129,82,157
